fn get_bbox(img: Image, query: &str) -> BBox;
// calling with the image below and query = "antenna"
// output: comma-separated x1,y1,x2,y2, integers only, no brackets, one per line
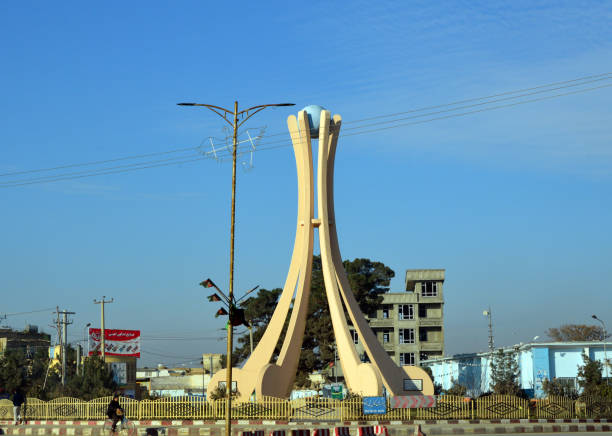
483,307,494,352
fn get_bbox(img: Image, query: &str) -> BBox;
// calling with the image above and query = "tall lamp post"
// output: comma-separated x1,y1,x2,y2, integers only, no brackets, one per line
77,322,91,376
179,100,294,436
592,314,608,381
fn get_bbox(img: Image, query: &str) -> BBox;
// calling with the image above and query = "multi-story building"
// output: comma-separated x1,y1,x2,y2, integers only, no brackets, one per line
0,326,51,357
351,268,445,368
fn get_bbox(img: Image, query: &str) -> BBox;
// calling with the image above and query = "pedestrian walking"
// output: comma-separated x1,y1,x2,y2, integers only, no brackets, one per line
12,388,26,425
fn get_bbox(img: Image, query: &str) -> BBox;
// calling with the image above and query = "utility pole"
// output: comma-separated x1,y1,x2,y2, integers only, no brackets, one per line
178,100,294,436
93,297,114,362
55,308,75,386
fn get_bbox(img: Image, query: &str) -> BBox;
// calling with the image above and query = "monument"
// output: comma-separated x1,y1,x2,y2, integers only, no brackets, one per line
208,107,434,401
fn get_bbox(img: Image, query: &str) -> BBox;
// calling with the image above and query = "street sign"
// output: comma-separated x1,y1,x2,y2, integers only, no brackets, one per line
363,396,387,414
331,384,343,400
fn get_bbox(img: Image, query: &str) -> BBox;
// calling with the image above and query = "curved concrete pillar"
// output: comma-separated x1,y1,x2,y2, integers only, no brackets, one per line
209,110,433,402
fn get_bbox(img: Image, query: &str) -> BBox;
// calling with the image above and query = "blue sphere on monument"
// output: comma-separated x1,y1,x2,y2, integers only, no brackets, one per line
302,105,326,137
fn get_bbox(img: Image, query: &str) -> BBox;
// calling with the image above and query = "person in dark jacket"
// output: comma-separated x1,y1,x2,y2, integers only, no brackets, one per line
106,394,124,432
12,389,26,425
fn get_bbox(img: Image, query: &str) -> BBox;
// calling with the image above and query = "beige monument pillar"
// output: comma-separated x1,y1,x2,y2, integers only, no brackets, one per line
208,109,433,401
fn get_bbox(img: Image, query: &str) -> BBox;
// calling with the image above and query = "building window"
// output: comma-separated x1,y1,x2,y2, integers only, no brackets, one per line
383,331,390,343
351,330,359,344
419,329,427,342
399,328,415,344
421,281,438,297
398,304,414,320
556,377,578,389
382,306,389,319
419,305,427,318
420,352,429,362
399,352,415,366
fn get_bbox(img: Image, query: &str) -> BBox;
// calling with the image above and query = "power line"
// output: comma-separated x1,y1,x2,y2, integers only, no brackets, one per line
0,146,200,177
206,82,612,157
1,75,610,188
1,307,56,317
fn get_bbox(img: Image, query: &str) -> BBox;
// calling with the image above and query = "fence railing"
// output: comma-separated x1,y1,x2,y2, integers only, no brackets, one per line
1,395,611,421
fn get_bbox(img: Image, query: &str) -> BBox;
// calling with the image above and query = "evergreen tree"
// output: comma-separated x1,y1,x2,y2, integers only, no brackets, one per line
66,355,116,400
233,255,394,387
489,349,521,395
576,352,611,397
0,349,28,393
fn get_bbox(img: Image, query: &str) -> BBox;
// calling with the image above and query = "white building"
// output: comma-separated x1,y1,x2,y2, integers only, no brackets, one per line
422,341,611,398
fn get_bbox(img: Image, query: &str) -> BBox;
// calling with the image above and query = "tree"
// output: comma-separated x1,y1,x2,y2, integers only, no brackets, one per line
423,366,443,395
444,378,467,397
65,355,116,400
0,346,116,400
0,349,28,394
577,352,604,396
489,349,521,395
233,255,394,386
547,324,608,342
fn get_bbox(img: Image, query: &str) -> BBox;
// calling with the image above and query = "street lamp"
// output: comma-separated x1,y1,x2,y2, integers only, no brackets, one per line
592,315,608,381
180,100,293,436
77,322,91,376
82,322,91,347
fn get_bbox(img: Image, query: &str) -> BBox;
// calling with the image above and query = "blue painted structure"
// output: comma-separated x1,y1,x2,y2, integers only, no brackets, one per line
363,396,387,414
422,341,611,398
301,105,326,136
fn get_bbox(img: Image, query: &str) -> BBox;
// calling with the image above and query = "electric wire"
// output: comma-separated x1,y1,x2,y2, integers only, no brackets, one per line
2,72,608,178
1,75,610,188
0,146,200,177
1,307,56,317
4,72,608,180
3,82,609,187
190,82,612,159
236,71,612,139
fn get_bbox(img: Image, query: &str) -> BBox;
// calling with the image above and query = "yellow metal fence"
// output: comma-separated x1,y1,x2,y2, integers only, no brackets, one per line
0,395,611,421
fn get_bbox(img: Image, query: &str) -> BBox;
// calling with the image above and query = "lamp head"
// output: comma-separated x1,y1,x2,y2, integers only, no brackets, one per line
593,315,598,320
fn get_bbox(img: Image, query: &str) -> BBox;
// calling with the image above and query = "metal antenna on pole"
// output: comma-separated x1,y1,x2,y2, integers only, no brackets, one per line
178,100,294,436
483,307,494,352
93,297,114,362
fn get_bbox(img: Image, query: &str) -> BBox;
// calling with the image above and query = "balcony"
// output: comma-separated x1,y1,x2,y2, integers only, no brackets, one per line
419,342,443,352
369,318,395,328
418,319,442,327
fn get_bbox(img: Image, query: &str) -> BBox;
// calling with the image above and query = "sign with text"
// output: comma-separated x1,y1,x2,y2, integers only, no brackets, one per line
88,328,141,357
403,378,423,391
363,396,387,414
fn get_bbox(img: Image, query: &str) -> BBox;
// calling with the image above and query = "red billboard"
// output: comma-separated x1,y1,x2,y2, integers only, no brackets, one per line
88,328,141,357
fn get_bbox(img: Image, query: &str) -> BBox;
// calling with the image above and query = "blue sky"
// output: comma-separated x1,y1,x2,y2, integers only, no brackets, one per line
1,1,611,367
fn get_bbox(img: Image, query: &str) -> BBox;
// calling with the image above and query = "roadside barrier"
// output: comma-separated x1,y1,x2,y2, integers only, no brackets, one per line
0,394,610,421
